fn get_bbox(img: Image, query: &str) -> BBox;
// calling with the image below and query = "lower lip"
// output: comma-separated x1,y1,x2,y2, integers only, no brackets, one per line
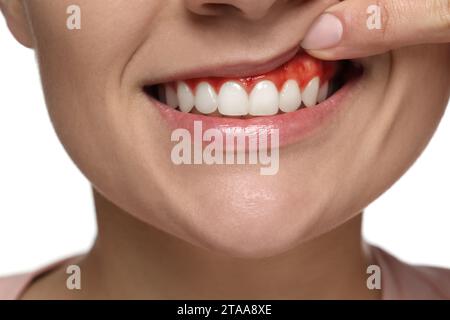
148,76,360,148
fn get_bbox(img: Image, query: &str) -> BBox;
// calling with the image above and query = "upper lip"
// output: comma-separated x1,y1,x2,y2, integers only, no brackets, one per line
144,44,302,85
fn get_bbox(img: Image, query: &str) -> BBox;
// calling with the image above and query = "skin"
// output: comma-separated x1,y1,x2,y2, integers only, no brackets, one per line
1,0,449,299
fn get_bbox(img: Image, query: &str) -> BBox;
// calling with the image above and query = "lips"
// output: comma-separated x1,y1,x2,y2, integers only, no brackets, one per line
143,52,362,147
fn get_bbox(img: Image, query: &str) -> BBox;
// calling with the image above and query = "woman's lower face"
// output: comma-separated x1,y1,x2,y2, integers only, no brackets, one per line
25,0,449,257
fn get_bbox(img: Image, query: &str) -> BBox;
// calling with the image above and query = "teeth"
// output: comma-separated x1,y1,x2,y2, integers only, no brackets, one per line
165,85,178,108
218,81,249,116
279,80,302,113
162,76,331,115
302,77,320,108
317,82,329,103
195,82,218,114
177,81,195,113
249,80,279,116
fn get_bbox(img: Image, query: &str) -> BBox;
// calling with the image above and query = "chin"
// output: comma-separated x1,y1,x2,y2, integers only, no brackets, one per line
159,175,329,258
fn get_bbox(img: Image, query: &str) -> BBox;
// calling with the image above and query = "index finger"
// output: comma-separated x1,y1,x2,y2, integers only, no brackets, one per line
301,0,450,60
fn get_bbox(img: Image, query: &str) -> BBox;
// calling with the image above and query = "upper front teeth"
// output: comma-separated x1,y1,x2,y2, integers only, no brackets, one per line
279,80,302,113
177,82,195,113
166,77,329,116
218,81,249,116
249,80,279,116
195,82,219,114
302,77,320,108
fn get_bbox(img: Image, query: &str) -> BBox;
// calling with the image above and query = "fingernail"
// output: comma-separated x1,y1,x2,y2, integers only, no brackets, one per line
301,13,343,50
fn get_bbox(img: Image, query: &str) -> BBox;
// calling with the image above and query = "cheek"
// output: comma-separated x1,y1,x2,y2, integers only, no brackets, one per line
377,45,449,172
24,1,171,211
28,0,159,85
26,1,159,158
339,45,450,217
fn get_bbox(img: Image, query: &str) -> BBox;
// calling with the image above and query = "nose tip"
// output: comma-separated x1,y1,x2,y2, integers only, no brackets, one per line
184,0,282,21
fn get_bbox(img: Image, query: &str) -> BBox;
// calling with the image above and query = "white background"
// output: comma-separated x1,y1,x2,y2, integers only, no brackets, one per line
1,18,449,276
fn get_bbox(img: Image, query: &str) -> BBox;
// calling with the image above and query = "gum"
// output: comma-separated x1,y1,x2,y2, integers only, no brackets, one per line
168,52,337,93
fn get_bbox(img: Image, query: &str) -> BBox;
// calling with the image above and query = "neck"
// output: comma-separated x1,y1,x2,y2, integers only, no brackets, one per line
77,189,378,299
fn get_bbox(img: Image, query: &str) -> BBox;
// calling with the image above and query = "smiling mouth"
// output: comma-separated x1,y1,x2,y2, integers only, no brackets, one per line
143,51,362,118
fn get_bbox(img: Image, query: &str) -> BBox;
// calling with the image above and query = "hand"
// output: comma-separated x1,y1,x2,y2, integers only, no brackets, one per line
300,0,450,60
